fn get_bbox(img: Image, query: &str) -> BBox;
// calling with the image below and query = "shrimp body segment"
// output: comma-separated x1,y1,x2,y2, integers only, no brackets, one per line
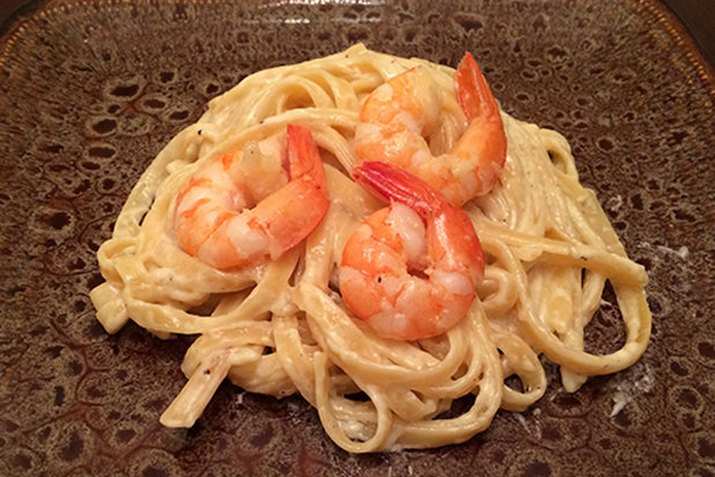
174,125,329,270
339,161,484,340
354,52,506,205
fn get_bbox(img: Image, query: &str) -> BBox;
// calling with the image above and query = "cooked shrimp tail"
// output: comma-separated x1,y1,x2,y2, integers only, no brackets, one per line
286,124,327,187
452,51,507,195
353,159,445,219
455,52,501,123
260,125,329,254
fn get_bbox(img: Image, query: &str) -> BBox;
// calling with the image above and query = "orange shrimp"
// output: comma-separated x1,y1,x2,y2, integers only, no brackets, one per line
339,161,484,340
354,52,506,205
174,125,329,269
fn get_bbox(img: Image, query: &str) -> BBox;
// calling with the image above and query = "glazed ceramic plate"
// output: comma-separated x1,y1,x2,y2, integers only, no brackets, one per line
1,1,714,475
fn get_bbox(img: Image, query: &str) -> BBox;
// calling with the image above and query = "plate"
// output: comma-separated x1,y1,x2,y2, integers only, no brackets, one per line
1,0,713,475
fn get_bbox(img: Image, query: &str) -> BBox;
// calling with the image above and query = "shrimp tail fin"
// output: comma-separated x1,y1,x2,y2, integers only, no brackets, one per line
455,52,500,122
286,124,327,191
353,161,442,217
245,125,329,259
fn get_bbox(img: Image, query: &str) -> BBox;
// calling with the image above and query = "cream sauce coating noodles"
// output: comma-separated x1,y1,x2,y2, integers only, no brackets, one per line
90,44,651,452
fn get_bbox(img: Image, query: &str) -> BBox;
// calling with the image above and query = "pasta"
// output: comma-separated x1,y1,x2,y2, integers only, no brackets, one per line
90,44,651,452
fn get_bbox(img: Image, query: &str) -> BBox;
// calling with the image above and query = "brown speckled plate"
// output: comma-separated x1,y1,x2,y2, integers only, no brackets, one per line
1,1,714,476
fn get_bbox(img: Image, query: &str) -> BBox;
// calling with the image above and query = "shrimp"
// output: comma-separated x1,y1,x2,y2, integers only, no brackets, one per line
339,161,484,340
354,52,507,205
174,124,329,270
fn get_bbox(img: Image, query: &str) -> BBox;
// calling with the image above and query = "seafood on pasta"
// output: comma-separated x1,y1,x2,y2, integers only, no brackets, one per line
90,44,651,452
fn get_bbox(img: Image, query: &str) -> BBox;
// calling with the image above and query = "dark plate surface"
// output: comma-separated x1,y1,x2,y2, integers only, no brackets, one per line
1,1,714,476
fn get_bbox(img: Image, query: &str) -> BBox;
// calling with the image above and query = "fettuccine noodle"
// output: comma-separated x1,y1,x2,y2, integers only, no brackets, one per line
90,44,651,452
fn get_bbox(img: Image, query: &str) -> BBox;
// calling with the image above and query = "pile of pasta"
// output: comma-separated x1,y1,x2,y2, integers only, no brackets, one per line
90,44,651,452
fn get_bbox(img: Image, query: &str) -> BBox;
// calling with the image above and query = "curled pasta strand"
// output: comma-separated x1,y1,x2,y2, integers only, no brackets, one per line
297,283,470,388
492,328,547,411
314,351,395,452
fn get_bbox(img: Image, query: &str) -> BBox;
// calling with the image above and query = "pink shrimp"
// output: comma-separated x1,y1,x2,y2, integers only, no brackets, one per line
354,52,506,205
339,161,484,340
174,124,329,269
